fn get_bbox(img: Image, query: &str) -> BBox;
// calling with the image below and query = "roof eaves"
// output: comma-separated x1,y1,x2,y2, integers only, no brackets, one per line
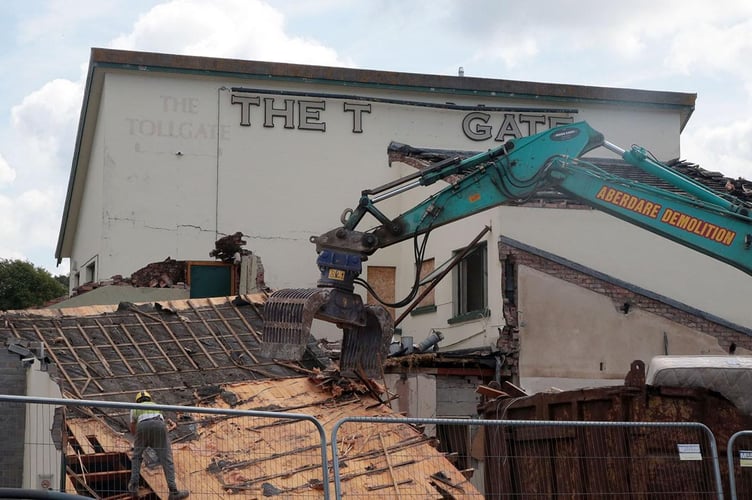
89,48,696,110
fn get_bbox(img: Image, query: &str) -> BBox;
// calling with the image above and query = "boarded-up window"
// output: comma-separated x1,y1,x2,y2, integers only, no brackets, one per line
417,258,436,308
187,262,235,298
366,266,395,320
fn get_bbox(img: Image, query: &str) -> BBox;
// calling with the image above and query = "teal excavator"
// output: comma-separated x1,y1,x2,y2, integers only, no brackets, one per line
262,121,752,377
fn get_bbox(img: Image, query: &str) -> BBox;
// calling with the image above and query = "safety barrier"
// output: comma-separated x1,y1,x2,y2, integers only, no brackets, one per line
332,417,724,499
0,394,330,499
727,430,752,499
0,394,735,498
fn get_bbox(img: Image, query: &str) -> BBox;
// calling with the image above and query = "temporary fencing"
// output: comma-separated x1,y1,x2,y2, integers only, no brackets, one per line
727,430,752,499
0,394,330,499
332,417,724,499
0,394,743,499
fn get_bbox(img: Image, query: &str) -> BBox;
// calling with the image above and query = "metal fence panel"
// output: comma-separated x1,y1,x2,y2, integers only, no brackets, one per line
727,430,752,499
0,395,330,499
1,394,729,499
332,417,724,499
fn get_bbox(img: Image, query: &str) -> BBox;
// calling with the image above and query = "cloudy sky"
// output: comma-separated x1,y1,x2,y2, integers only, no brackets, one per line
1,0,751,275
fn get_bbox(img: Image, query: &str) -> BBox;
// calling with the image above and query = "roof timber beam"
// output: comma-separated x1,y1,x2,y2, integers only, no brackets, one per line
95,319,135,375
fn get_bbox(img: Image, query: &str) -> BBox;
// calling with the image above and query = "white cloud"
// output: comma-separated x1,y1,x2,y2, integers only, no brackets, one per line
0,193,24,259
0,186,66,268
17,0,124,44
2,0,752,276
0,154,16,186
4,76,82,273
447,1,752,82
11,78,83,168
19,188,65,248
111,0,345,65
667,18,752,80
682,118,752,179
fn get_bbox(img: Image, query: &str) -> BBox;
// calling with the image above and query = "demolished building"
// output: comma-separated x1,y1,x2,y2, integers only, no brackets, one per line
0,295,482,498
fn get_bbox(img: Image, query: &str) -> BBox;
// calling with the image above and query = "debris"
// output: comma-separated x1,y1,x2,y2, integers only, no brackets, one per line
220,390,238,406
366,478,413,491
430,480,458,500
262,482,284,496
210,231,247,263
430,471,465,492
475,384,508,399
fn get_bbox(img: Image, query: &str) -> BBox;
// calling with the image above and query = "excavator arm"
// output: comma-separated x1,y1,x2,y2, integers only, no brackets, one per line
553,154,752,273
313,121,605,256
262,121,752,377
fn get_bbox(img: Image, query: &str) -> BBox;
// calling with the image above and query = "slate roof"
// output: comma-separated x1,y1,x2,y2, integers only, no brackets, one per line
1,296,482,498
1,295,329,423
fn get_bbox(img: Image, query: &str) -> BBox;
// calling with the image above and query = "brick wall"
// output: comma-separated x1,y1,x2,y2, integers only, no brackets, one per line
499,242,750,354
0,348,27,487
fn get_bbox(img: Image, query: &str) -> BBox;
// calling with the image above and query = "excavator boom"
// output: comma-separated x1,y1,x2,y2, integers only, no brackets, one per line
262,121,752,377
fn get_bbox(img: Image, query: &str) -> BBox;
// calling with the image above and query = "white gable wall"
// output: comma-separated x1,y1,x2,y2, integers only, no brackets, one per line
62,55,751,389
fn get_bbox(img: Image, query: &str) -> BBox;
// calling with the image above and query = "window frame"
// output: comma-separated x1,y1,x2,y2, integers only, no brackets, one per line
450,242,488,323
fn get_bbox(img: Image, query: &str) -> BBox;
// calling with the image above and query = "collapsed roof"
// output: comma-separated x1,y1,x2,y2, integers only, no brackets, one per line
63,377,481,498
2,296,482,498
2,295,330,426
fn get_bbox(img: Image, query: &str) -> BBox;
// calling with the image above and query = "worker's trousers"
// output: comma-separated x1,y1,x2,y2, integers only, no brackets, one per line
129,418,177,490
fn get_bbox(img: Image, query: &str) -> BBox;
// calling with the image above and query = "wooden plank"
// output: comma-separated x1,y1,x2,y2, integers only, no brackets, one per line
32,325,83,399
228,300,263,343
134,315,177,371
187,304,236,363
151,317,200,370
179,317,219,368
127,308,200,370
68,468,131,481
65,465,99,497
476,385,509,399
379,432,401,498
118,322,157,373
205,302,259,364
76,324,114,376
95,319,135,375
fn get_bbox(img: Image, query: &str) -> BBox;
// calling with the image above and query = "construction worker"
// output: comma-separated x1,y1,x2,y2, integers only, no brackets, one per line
128,391,189,499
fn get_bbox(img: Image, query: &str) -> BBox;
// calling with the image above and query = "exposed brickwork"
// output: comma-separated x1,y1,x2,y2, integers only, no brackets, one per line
499,242,750,354
67,234,269,299
0,349,27,487
65,254,269,300
129,258,187,287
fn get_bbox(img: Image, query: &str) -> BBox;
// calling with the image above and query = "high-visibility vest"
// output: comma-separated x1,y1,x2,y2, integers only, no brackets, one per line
131,402,163,424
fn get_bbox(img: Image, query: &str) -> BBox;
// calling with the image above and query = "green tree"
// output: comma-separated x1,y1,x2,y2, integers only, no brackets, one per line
54,273,69,289
0,259,67,310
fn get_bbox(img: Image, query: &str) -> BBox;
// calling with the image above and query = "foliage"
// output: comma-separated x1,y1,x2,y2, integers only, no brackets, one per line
54,273,70,289
0,259,67,310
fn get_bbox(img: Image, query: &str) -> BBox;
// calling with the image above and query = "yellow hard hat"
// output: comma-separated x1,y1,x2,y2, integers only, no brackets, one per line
135,391,152,403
